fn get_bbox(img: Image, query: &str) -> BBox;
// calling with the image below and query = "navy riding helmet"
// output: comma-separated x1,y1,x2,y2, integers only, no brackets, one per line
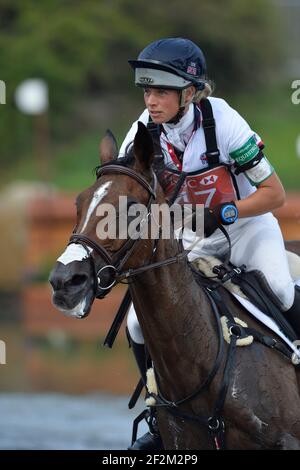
129,38,207,91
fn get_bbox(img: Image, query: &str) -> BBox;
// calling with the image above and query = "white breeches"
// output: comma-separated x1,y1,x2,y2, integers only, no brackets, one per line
188,212,295,310
127,212,295,344
127,304,145,344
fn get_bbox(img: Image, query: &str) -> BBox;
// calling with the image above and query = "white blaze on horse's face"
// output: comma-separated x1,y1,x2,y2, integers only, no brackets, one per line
80,181,112,233
57,243,92,266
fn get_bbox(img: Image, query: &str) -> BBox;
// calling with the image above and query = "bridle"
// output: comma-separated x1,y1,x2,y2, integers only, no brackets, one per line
68,162,232,300
69,164,186,298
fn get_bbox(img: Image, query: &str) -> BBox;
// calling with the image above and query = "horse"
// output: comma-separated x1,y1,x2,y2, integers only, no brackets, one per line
49,122,300,450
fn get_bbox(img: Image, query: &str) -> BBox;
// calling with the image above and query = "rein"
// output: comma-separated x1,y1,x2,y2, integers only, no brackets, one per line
69,164,190,297
70,163,233,291
70,165,156,295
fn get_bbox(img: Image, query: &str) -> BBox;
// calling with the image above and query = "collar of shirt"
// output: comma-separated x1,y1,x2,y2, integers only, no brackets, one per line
162,103,195,152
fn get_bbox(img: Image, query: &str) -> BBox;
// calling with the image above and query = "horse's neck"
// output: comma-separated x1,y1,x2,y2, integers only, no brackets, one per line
130,236,218,401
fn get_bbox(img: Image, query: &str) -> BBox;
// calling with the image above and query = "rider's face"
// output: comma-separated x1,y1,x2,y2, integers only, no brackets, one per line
143,87,180,123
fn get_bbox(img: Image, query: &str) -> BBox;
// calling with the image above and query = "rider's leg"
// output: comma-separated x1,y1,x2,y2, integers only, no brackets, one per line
284,287,300,337
189,213,300,334
226,214,300,334
220,214,294,309
127,304,163,450
127,304,148,382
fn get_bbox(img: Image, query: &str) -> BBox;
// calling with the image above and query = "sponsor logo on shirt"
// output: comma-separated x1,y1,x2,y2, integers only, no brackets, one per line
200,175,218,185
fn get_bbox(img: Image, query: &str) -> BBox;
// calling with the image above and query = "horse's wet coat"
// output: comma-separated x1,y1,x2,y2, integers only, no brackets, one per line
50,124,300,449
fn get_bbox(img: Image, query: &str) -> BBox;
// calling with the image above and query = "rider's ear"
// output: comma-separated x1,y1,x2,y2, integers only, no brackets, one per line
134,122,154,174
99,129,118,163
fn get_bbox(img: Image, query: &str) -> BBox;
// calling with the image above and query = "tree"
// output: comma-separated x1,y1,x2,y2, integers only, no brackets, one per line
0,0,281,165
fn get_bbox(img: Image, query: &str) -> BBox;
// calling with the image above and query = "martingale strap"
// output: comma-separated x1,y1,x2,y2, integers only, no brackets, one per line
103,289,132,348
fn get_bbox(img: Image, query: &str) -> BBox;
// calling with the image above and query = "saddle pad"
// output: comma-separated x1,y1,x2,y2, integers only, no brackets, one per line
233,278,300,362
194,255,300,361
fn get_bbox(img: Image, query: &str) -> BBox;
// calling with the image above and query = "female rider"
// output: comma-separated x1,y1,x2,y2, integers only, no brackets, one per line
118,38,299,450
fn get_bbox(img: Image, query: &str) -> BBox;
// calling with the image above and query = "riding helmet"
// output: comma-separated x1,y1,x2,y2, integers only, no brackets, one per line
129,38,207,90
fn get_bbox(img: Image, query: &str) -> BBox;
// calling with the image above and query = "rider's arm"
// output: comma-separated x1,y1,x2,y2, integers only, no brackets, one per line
225,105,285,217
235,172,286,218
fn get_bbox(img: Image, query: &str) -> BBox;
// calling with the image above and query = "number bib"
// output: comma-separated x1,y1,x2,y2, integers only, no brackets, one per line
162,165,237,208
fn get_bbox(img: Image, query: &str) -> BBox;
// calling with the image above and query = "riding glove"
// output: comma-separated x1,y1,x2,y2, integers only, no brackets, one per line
192,201,238,237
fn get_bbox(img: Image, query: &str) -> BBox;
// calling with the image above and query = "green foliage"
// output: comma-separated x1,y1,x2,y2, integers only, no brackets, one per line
52,84,300,191
229,83,300,190
3,84,299,191
119,0,281,93
0,0,281,170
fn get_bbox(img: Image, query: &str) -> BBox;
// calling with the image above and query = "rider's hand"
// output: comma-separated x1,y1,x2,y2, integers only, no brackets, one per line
192,201,239,237
202,208,219,237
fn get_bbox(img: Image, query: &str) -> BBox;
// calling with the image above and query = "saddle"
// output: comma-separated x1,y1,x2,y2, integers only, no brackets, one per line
230,269,300,342
191,253,300,344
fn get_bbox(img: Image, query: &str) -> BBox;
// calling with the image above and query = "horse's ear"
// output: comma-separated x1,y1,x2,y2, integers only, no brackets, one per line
133,121,154,174
99,129,118,164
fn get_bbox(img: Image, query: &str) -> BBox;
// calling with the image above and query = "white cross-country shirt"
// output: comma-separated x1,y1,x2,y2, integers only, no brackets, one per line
120,97,294,313
119,97,274,199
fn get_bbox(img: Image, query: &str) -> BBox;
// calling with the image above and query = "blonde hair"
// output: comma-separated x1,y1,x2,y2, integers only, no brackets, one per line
193,80,214,102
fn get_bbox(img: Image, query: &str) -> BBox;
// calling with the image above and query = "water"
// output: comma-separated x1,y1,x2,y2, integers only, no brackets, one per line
0,393,148,450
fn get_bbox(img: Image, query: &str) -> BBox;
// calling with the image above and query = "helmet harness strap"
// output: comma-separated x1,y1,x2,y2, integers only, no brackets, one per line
166,88,190,125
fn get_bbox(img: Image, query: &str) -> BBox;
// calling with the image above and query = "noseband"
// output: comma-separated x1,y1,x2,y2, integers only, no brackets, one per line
69,164,159,297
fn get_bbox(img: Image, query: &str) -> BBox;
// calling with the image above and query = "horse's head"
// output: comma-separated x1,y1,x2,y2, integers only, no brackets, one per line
49,122,160,318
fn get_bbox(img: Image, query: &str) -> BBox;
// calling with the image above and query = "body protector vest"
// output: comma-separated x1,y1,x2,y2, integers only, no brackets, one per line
147,99,240,208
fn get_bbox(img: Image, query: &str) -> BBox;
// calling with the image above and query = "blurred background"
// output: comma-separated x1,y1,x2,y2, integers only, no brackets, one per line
0,0,299,449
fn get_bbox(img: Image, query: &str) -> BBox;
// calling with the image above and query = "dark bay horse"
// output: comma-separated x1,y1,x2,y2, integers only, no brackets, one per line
50,123,300,449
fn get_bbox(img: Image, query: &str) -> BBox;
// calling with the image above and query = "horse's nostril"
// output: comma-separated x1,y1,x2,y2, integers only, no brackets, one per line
49,271,89,291
49,275,59,290
69,273,88,287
